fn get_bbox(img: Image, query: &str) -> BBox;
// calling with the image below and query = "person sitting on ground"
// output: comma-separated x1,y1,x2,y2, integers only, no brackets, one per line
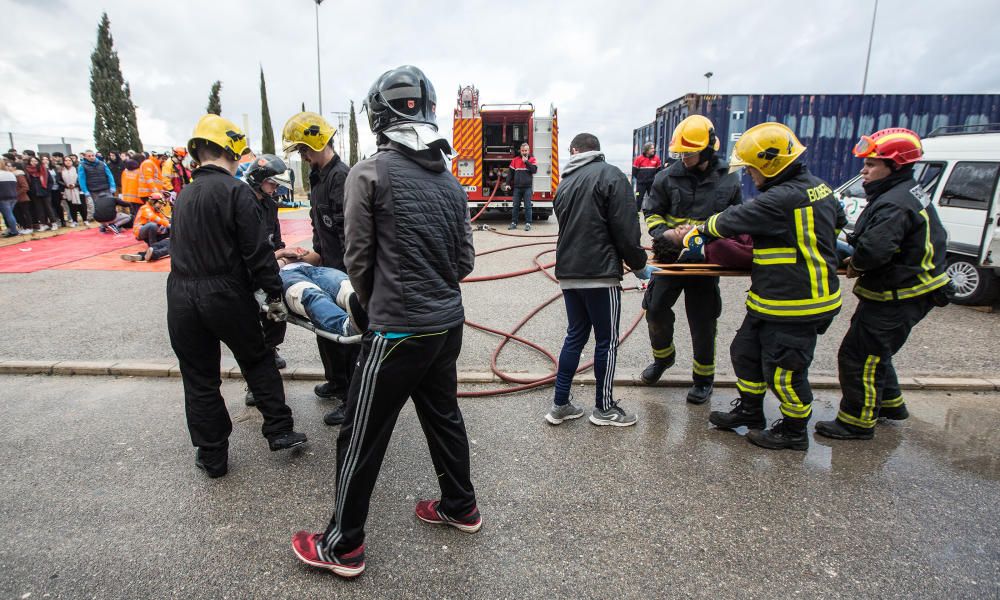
276,246,367,337
121,192,170,262
651,223,753,268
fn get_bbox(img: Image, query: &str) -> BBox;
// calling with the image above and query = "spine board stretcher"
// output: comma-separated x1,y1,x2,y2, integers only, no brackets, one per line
255,291,362,345
648,263,848,277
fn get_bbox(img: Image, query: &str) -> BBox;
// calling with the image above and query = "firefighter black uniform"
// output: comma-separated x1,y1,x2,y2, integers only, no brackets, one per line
259,186,287,357
641,158,742,397
816,167,949,439
308,153,359,396
166,161,303,473
704,156,845,450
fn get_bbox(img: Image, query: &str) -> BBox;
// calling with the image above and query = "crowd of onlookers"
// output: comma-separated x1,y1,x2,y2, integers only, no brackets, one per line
0,147,193,239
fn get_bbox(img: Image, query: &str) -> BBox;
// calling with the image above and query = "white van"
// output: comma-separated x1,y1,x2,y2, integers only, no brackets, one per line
837,126,1000,305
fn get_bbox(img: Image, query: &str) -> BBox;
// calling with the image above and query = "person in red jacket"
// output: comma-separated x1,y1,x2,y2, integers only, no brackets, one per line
632,142,663,212
506,142,537,231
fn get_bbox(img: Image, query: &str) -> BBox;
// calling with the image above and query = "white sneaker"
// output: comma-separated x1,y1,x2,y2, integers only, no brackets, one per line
18,228,33,235
68,221,78,228
49,224,59,231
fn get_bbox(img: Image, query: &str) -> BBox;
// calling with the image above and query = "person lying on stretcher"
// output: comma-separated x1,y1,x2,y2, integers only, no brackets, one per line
651,223,753,268
274,246,368,336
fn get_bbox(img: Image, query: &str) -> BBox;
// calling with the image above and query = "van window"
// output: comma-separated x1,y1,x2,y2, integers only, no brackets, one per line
939,162,999,210
843,176,865,199
913,162,945,196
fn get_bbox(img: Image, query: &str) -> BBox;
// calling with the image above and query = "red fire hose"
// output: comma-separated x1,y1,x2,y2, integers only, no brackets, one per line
459,228,645,397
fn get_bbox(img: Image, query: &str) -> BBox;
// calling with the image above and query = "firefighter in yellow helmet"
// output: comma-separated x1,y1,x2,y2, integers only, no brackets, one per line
281,111,356,426
700,122,846,451
640,114,742,405
167,114,307,478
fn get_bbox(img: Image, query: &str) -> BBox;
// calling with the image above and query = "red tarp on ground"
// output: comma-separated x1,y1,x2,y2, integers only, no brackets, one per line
42,219,314,273
0,228,141,273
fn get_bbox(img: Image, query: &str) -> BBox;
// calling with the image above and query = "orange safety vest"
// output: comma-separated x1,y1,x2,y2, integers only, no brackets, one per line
133,204,170,239
138,158,164,197
121,169,142,205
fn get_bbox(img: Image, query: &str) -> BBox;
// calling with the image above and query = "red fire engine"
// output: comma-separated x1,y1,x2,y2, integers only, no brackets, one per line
451,85,559,219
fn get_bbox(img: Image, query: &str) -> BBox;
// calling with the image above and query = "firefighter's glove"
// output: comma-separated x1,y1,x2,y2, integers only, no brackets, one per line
677,228,705,263
266,299,289,322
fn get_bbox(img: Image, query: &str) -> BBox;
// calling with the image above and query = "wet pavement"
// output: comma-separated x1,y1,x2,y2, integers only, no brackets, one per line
1,375,997,598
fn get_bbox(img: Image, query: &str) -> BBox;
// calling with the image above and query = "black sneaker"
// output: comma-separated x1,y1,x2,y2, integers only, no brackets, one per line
709,398,766,430
314,382,346,400
815,419,875,440
244,387,258,407
324,404,347,426
639,355,675,385
746,419,809,451
686,382,713,405
273,349,287,370
268,431,308,451
195,448,228,478
878,405,909,421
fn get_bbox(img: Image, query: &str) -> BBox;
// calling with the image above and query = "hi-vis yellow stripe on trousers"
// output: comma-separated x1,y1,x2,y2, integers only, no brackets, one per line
837,355,880,428
692,359,715,377
737,378,767,395
773,366,811,419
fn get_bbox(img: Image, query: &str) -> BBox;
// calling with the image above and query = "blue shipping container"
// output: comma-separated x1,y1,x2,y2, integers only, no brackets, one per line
632,93,1000,198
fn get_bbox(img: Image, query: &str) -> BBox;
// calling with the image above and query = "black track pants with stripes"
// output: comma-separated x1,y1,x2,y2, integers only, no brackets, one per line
322,325,477,554
642,275,721,383
730,313,833,422
836,296,934,429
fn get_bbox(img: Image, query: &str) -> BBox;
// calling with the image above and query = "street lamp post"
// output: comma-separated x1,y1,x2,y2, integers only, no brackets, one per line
704,72,714,95
861,0,879,95
315,0,324,113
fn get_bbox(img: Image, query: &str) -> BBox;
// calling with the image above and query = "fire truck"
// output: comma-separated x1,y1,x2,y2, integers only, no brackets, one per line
451,85,559,219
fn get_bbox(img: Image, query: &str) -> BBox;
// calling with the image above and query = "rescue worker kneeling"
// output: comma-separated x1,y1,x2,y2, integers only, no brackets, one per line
815,128,949,440
700,122,846,451
166,114,306,479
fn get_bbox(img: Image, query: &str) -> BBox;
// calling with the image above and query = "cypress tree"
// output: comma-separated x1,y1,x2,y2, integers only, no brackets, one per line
348,100,359,166
300,101,310,192
89,12,142,154
259,67,275,154
207,81,222,115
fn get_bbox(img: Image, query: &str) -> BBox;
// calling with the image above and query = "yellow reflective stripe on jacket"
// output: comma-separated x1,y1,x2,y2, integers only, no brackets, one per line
645,214,668,229
705,213,722,238
853,272,949,302
746,289,842,317
737,378,767,395
794,206,830,299
692,360,715,377
918,209,936,274
752,247,797,265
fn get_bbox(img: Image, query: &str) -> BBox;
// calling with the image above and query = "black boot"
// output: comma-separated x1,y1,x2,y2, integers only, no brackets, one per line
273,348,287,370
709,397,765,430
324,404,347,426
746,418,809,451
686,382,713,405
195,448,228,478
815,419,874,440
314,382,346,400
268,431,308,451
878,404,909,421
639,355,675,384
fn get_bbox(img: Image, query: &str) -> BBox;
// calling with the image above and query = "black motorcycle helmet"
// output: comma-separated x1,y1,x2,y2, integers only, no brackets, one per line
363,65,438,134
244,153,287,197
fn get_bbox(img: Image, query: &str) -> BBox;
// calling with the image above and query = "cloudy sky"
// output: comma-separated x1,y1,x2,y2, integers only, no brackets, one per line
3,0,999,171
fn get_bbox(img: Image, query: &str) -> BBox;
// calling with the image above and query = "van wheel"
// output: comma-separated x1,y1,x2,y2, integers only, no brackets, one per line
946,255,998,305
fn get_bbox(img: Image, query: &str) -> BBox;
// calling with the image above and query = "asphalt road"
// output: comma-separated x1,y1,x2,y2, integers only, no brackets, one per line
0,375,997,599
1,213,997,384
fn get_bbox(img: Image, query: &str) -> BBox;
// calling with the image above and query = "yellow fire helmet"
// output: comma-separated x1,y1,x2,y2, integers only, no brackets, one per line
729,122,806,178
186,114,250,161
282,112,336,153
668,115,721,155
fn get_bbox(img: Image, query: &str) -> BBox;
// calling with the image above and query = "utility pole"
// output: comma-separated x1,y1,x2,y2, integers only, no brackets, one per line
329,111,349,158
314,0,324,113
861,0,879,95
704,72,714,95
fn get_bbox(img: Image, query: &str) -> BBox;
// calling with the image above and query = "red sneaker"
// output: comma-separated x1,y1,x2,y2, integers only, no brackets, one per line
291,531,365,578
414,500,482,533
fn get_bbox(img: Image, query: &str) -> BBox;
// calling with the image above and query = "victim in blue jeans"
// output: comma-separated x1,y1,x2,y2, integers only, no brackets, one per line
280,264,352,335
